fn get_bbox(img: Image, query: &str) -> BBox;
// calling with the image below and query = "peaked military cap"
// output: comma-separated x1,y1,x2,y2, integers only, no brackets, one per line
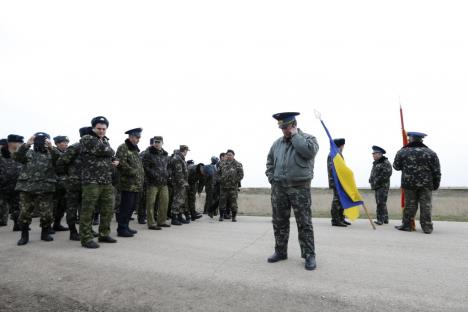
0,138,7,145
186,159,194,165
53,135,69,144
153,136,163,142
91,116,109,127
407,132,427,138
125,128,143,137
179,145,190,151
372,145,386,154
333,138,346,147
272,112,300,129
79,126,92,137
7,134,24,143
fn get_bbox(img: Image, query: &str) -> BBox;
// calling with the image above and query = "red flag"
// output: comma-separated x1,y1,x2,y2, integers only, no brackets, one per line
399,105,415,230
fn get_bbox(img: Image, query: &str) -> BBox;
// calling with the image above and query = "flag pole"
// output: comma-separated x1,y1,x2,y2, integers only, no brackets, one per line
362,202,376,230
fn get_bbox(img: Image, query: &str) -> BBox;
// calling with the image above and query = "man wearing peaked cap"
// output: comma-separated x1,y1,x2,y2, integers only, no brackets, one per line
393,131,441,234
328,138,348,227
51,135,70,233
369,145,392,225
266,111,319,271
115,128,145,237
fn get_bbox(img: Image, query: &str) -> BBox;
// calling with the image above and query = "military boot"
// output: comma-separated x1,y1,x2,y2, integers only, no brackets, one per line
92,212,100,225
395,223,412,232
231,212,237,222
41,227,54,242
191,212,202,220
82,240,100,249
305,254,317,271
12,220,21,232
127,223,138,234
219,213,224,222
171,214,182,226
267,251,287,263
184,213,191,223
17,228,29,246
374,220,383,226
53,221,69,232
179,214,189,224
68,224,81,241
117,225,134,237
331,220,347,227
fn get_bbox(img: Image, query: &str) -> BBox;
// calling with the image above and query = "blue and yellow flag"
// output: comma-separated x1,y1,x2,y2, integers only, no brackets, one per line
320,120,362,220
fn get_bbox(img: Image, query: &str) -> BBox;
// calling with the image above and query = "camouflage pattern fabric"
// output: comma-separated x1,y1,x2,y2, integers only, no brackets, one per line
79,133,115,185
169,152,188,188
115,139,144,193
0,147,22,225
142,146,169,186
18,192,54,228
56,142,82,192
271,183,315,258
0,193,19,225
219,188,238,215
375,188,389,223
330,189,344,222
171,185,187,214
218,159,243,189
66,188,81,226
402,188,433,233
369,156,392,190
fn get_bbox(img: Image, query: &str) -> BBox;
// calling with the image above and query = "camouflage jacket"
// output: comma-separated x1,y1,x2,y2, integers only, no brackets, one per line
369,156,392,190
327,154,338,189
0,147,22,192
53,147,68,189
393,141,441,190
266,129,319,187
218,159,244,189
116,139,144,192
169,151,188,187
56,142,82,191
14,143,58,193
80,132,115,185
142,146,169,186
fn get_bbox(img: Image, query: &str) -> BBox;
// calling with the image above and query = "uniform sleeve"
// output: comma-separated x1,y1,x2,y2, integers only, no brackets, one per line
265,144,275,184
13,143,31,164
142,152,156,180
327,155,335,189
393,150,402,171
80,135,114,157
116,145,138,177
431,153,441,190
236,162,244,182
291,133,319,160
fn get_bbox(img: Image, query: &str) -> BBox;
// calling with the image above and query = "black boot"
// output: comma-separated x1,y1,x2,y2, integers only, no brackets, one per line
374,220,383,225
171,214,182,226
267,251,287,263
331,220,347,227
305,254,317,271
117,225,134,237
53,219,69,231
12,220,21,232
219,213,224,222
17,228,29,246
395,223,412,232
191,212,202,220
92,213,99,225
179,214,189,224
232,212,237,222
41,227,54,242
138,216,147,224
69,224,81,241
184,213,191,223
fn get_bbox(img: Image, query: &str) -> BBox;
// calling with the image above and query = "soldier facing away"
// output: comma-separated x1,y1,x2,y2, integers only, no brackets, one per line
265,112,319,271
327,138,349,227
369,145,392,225
393,132,441,234
51,135,70,233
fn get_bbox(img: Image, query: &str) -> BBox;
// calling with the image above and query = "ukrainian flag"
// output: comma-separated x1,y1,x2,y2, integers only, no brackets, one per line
320,120,362,220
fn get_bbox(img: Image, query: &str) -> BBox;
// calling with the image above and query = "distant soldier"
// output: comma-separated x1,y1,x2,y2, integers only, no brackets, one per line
218,149,243,222
266,112,319,271
137,137,154,225
203,156,218,215
187,163,205,221
0,135,23,229
169,145,190,225
328,138,349,227
79,116,119,248
15,133,58,245
0,138,7,150
393,132,441,234
51,135,70,233
369,145,392,225
142,136,170,230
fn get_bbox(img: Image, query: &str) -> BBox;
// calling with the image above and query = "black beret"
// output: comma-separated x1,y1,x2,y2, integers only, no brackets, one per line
372,145,386,154
53,136,69,144
7,134,24,143
124,128,143,137
186,159,195,165
79,126,92,137
333,138,345,147
91,116,109,127
0,138,7,145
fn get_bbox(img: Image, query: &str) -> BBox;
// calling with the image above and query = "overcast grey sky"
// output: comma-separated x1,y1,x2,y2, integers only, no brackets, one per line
1,1,467,187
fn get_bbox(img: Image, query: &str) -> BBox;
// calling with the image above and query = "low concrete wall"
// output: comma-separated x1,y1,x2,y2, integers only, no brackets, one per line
196,188,468,221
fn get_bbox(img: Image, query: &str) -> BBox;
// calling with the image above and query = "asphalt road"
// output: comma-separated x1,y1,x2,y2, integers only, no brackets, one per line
1,216,467,312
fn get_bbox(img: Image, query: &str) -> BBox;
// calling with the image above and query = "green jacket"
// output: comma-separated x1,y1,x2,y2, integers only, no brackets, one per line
218,160,243,189
116,139,144,192
56,142,82,191
266,129,319,187
80,132,115,185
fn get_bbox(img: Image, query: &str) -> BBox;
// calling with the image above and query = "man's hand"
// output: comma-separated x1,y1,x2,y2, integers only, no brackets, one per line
45,139,53,149
27,135,35,146
112,160,120,167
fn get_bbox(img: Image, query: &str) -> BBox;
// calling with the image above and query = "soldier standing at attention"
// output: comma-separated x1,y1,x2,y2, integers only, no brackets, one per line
393,132,441,234
328,138,349,227
115,128,145,237
15,133,58,245
265,112,319,271
51,135,70,233
79,116,119,248
218,150,243,222
169,145,190,225
369,145,392,225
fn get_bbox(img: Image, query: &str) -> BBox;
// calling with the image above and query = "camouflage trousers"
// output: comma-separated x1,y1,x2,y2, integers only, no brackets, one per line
53,186,67,224
146,185,169,226
171,185,188,214
271,183,315,258
0,192,19,225
402,188,433,232
374,187,389,223
18,192,54,228
66,188,81,226
330,189,345,222
80,184,115,244
219,188,238,215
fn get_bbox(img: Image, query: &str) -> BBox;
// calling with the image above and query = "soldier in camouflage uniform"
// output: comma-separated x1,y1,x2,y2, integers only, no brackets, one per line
51,135,70,232
0,135,23,229
393,132,441,234
266,112,319,271
218,149,244,222
79,116,118,248
369,145,392,225
187,163,205,221
169,145,190,225
327,138,349,227
142,136,171,230
203,156,218,215
115,128,145,237
15,133,59,245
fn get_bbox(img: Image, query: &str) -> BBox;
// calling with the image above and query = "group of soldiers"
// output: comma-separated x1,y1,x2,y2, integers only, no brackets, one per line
0,115,244,248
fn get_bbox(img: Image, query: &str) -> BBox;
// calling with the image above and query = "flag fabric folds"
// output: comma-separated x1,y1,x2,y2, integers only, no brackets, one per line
320,120,362,220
